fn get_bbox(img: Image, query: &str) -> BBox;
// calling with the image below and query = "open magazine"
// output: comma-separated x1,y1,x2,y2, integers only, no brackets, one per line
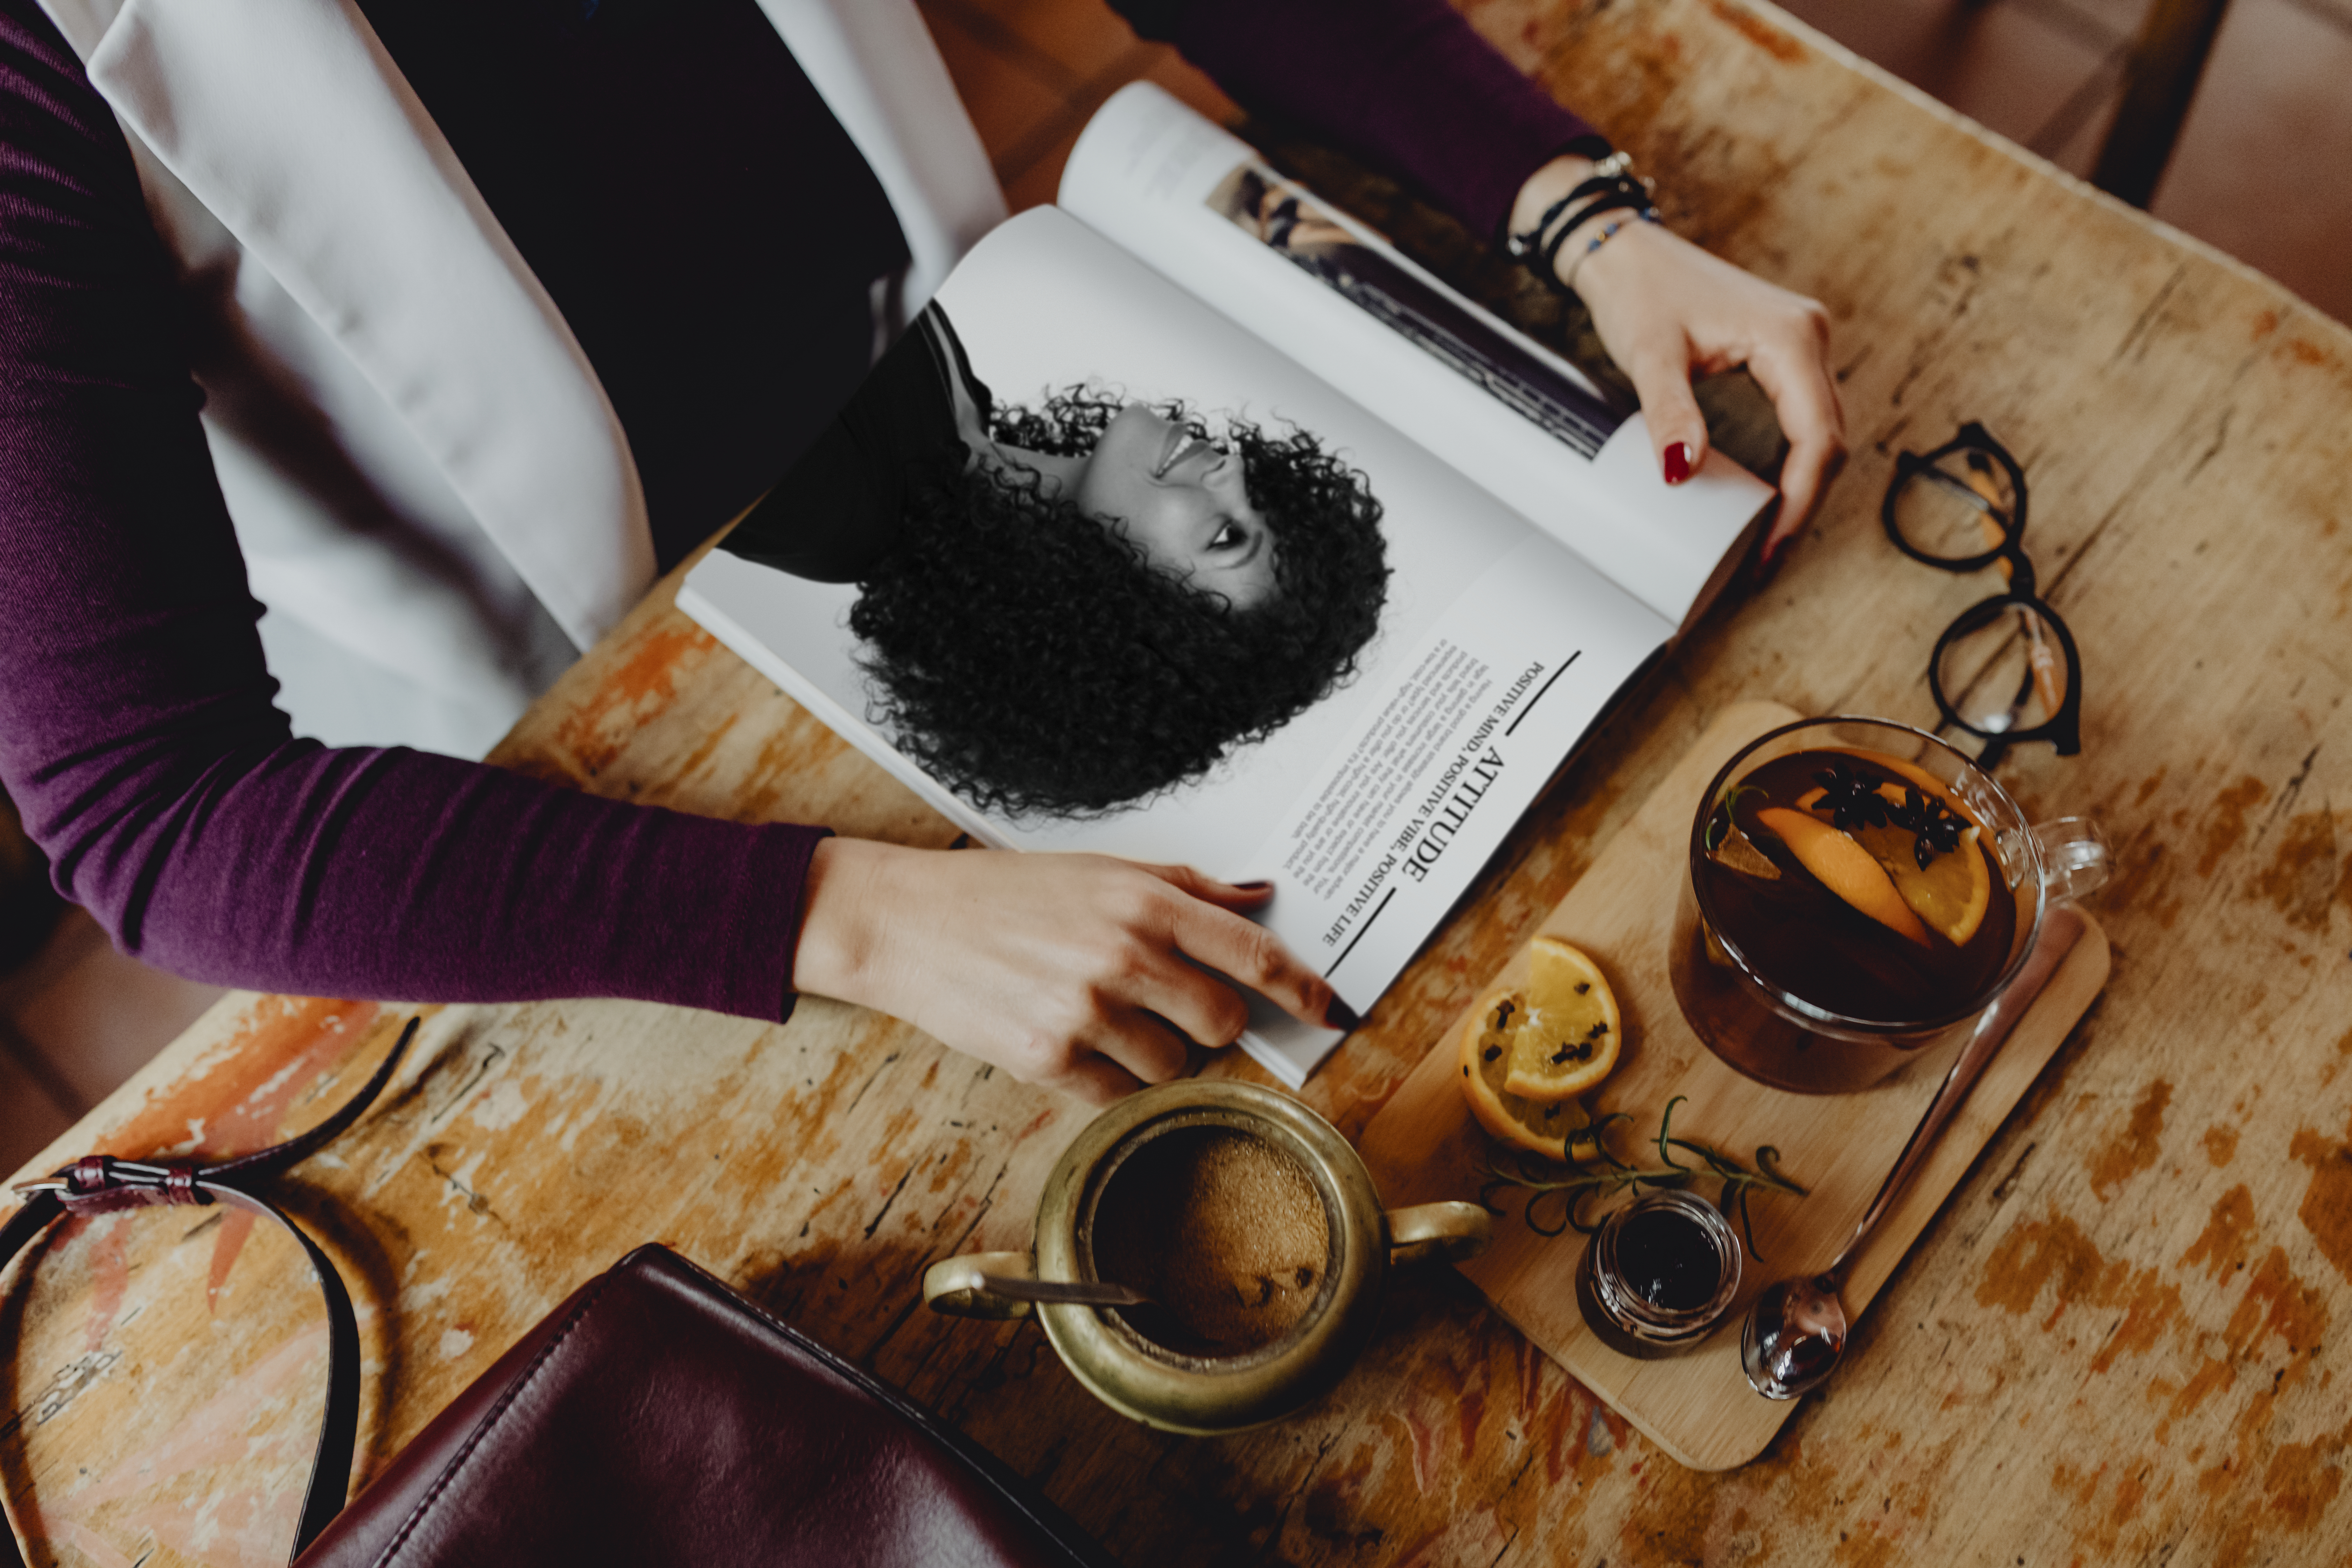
680,84,1774,1086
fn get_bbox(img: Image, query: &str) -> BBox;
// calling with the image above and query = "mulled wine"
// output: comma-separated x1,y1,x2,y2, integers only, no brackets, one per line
1672,739,2029,1093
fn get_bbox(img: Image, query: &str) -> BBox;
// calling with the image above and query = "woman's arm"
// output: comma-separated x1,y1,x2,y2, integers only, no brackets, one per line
0,0,825,1021
1112,0,1845,554
1111,0,1600,242
0,0,1333,1100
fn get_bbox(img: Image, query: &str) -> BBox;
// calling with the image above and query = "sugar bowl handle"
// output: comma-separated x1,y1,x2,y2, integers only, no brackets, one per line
1385,1202,1492,1267
923,1251,1037,1320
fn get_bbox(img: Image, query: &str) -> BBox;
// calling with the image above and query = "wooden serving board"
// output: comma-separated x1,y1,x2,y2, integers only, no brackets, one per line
1357,701,2110,1471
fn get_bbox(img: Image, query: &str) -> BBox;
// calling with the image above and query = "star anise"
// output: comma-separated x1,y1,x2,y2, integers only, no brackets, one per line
1811,762,1890,830
1811,763,1966,869
1900,786,1967,869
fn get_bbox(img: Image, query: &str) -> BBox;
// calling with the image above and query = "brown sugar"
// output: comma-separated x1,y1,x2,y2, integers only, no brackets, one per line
1091,1126,1331,1355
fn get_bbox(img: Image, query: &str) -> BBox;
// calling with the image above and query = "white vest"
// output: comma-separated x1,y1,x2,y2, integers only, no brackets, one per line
34,0,1005,755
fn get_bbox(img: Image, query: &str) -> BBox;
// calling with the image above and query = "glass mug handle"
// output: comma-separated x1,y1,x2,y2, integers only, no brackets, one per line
2029,816,2111,903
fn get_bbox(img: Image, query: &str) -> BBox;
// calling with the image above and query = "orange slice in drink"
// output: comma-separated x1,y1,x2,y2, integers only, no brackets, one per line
1754,806,1931,947
1857,822,1991,948
1790,775,1993,948
1820,752,1981,827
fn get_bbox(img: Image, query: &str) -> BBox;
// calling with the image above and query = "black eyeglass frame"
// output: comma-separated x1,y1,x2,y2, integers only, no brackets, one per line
1880,421,2084,770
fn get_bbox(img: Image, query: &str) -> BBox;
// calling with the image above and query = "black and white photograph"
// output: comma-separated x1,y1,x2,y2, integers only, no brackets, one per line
721,300,1391,820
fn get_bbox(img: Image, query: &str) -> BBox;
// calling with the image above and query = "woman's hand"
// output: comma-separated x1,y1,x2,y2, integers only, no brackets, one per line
1512,156,1847,564
791,839,1345,1105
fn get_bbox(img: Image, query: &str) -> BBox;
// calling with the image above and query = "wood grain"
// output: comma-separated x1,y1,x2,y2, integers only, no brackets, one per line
8,1,2352,1564
1359,701,2114,1470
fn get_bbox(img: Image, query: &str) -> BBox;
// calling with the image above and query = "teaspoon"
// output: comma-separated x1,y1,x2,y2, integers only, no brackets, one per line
1741,904,2087,1400
969,1275,1154,1309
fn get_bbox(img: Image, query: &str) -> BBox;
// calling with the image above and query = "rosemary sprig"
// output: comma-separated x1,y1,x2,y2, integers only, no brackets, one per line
1477,1096,1808,1256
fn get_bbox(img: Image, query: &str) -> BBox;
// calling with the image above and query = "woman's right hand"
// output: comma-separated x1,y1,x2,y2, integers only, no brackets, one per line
791,839,1346,1105
1507,155,1846,563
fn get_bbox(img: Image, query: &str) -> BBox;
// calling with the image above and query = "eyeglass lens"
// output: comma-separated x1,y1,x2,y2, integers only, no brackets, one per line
1935,599,2071,741
1888,447,2017,564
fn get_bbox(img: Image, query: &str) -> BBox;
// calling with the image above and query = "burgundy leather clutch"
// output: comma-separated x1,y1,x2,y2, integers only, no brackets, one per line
3,1022,1114,1568
300,1243,1116,1567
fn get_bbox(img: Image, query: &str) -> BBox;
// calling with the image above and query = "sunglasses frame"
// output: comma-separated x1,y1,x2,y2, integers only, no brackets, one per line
1880,421,2084,770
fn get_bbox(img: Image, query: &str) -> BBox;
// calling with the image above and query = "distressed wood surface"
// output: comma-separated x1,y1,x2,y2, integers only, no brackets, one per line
8,1,2352,1563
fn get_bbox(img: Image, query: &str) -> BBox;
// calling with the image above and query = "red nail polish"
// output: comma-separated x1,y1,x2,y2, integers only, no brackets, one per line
1664,442,1692,485
1325,996,1362,1032
1233,880,1273,893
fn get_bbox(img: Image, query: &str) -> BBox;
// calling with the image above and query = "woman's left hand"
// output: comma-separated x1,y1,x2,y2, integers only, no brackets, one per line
1512,157,1847,565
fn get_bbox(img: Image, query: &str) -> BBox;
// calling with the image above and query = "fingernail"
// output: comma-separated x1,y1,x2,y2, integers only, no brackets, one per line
1664,442,1693,485
1325,996,1361,1032
1233,879,1274,892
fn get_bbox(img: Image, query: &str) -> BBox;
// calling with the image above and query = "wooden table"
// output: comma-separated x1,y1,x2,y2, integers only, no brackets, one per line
9,1,2352,1563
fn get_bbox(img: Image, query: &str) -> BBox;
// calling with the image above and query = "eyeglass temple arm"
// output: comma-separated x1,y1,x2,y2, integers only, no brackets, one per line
1918,465,2008,521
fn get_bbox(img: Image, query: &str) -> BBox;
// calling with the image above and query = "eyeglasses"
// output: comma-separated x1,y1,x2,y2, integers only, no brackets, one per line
1881,422,2083,770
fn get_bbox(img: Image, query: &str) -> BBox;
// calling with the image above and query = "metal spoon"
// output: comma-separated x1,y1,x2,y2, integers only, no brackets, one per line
1741,903,2087,1400
969,1275,1154,1309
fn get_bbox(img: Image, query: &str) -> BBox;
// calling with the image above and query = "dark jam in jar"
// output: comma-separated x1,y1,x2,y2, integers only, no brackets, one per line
1576,1191,1742,1359
1616,1208,1722,1311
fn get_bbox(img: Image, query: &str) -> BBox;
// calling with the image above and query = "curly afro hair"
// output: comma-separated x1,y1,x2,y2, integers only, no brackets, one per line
849,389,1389,818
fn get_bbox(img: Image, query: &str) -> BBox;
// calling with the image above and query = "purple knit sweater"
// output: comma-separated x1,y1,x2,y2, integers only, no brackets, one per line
0,0,1590,1022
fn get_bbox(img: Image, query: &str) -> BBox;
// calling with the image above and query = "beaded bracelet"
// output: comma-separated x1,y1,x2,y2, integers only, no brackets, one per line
1539,189,1655,287
1559,208,1661,295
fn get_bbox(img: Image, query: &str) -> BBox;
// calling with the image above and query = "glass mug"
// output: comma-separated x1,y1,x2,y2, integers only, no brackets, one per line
1668,716,2109,1094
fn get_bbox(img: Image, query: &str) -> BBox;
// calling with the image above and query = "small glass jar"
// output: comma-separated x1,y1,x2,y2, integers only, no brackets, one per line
1576,1190,1743,1359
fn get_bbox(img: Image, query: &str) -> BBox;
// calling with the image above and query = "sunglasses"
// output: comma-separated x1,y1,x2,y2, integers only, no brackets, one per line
1881,422,2083,770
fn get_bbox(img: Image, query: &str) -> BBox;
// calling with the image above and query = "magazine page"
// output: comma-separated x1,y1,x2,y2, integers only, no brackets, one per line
680,209,1668,1085
1057,82,1774,633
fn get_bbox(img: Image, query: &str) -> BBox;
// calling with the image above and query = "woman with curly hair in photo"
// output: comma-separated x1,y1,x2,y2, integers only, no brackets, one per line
723,304,1391,819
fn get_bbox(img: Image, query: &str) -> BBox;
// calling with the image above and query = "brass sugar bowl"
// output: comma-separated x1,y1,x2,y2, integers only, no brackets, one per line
924,1079,1489,1435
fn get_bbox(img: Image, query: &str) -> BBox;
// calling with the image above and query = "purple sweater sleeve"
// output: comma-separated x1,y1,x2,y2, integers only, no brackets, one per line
0,2,825,1021
1115,0,1603,242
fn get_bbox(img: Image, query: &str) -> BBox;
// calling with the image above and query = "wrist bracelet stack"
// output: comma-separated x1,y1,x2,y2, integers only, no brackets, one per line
1506,148,1661,296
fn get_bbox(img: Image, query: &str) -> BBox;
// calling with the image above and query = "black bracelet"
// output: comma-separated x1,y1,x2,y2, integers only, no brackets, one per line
1506,150,1662,295
1512,190,1587,261
1555,172,1644,219
1506,149,1640,264
1537,188,1656,288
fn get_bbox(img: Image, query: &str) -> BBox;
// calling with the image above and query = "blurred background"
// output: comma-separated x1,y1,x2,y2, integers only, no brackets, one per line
910,0,2350,321
6,0,2345,1173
